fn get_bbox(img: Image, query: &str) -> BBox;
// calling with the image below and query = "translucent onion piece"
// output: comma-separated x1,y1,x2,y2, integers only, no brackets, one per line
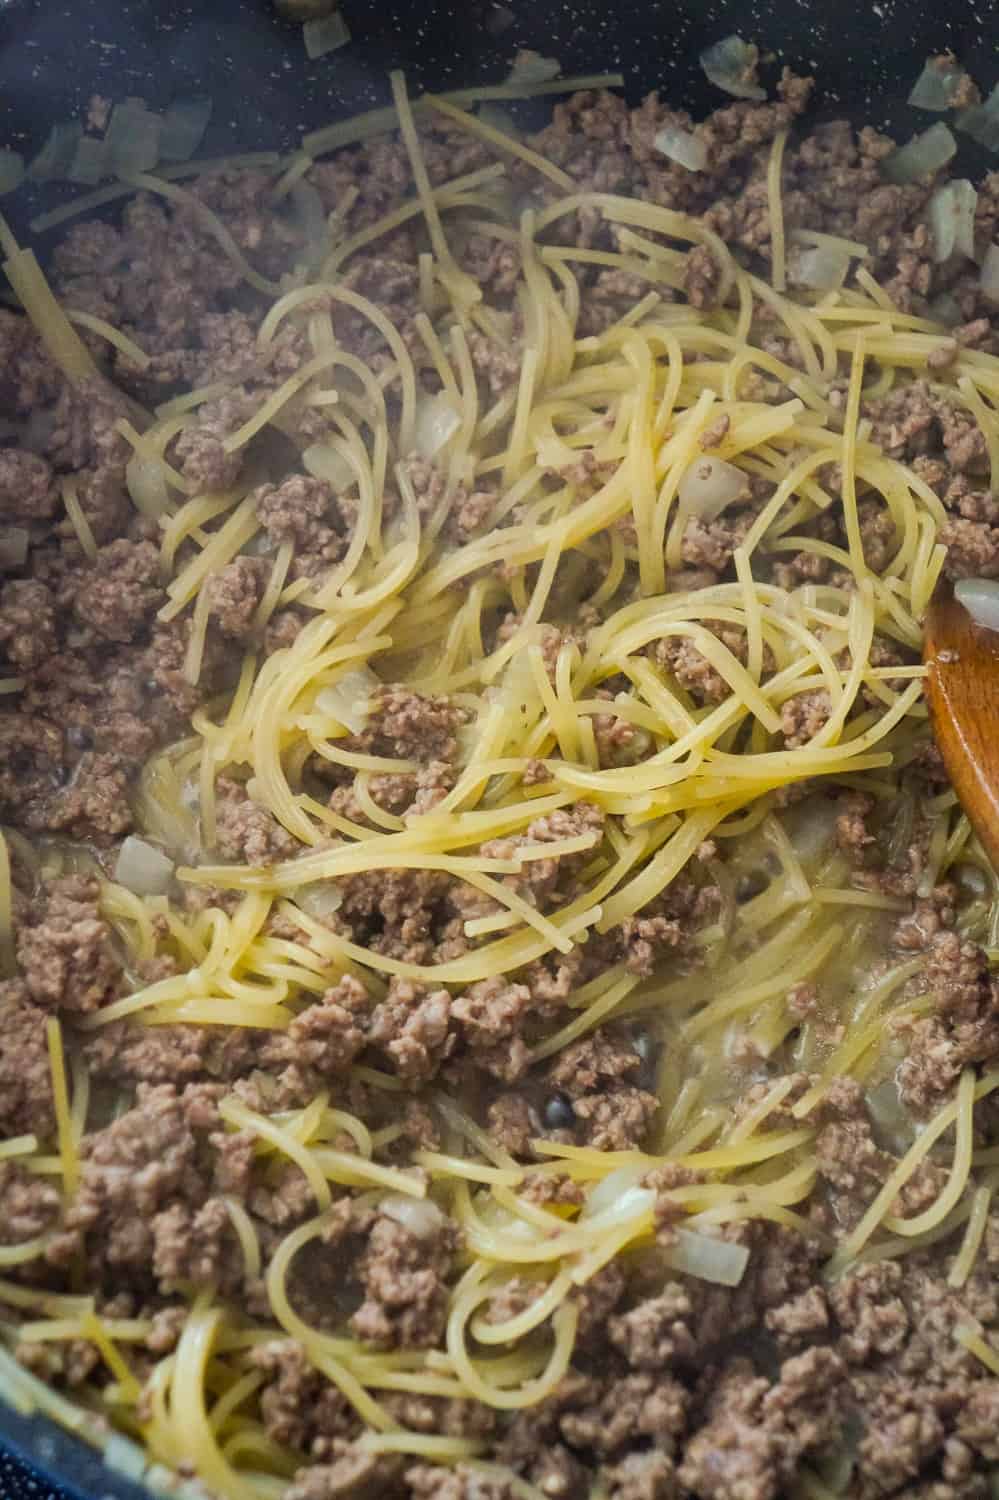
980,242,999,305
506,51,561,85
303,11,351,59
865,1078,915,1154
413,391,462,459
476,103,520,138
126,453,172,519
28,122,82,182
928,179,978,263
114,836,175,897
653,125,708,172
289,180,328,262
678,455,747,520
956,576,999,631
315,665,382,733
881,122,957,184
699,36,766,102
381,1194,445,1237
792,245,852,290
295,882,344,920
956,84,999,152
0,149,24,195
159,95,213,162
106,102,162,175
664,1227,750,1286
103,1433,150,1484
929,291,963,326
908,56,975,112
68,136,109,186
783,797,840,869
0,528,29,570
581,1165,651,1219
304,442,356,492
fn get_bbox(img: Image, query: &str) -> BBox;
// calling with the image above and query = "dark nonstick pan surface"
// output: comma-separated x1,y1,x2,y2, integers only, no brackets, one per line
0,0,993,1495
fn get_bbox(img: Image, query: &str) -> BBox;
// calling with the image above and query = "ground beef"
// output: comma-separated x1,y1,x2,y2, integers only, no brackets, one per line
207,556,269,638
321,1200,457,1350
254,473,350,580
151,1196,241,1293
29,748,134,843
781,689,832,747
0,1161,61,1245
896,931,999,1112
253,1340,359,1455
56,1082,211,1274
173,422,244,492
16,875,122,1014
0,980,56,1137
0,447,58,521
284,1449,404,1500
366,979,454,1082
677,1349,846,1500
214,777,300,864
71,539,163,642
356,687,465,763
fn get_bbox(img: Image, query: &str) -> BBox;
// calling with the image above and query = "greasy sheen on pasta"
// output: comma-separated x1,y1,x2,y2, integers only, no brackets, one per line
2,59,999,1500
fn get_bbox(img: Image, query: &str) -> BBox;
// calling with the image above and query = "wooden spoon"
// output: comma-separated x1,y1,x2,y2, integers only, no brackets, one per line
924,586,999,871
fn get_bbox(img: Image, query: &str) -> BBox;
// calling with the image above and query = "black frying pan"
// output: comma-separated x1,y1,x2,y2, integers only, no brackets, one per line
0,0,993,1495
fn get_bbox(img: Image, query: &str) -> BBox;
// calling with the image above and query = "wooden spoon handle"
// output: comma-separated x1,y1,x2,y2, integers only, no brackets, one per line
924,590,999,873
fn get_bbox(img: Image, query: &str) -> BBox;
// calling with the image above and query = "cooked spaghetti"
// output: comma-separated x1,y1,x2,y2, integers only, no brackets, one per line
1,50,999,1500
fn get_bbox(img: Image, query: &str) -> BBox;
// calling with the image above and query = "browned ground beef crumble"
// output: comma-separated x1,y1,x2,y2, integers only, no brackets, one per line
1,66,999,1500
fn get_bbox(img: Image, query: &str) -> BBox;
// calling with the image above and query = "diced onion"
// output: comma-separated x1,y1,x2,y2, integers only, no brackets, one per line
159,96,213,163
289,180,328,264
315,665,382,733
956,84,999,152
506,51,561,85
865,1078,915,1153
413,391,462,459
927,179,978,263
881,122,957,184
103,1433,151,1484
784,797,840,868
0,149,24,195
929,291,963,327
476,103,520,138
699,36,766,102
114,836,175,897
580,1165,652,1220
126,453,172,519
791,245,852,291
980,243,999,305
678,455,747,520
68,136,108,186
28,122,82,182
106,102,162,175
653,125,708,172
303,11,351,59
956,576,999,631
381,1194,444,1238
664,1227,750,1286
908,56,975,112
296,882,343,920
0,529,29,570
304,442,357,491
